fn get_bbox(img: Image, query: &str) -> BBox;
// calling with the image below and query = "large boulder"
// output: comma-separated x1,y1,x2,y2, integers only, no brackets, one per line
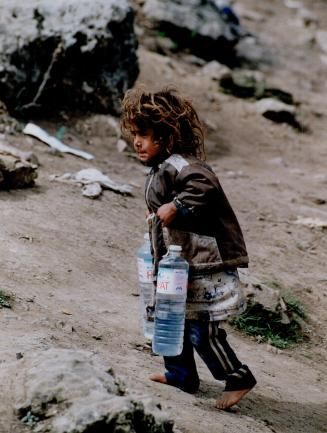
0,0,139,117
0,153,38,189
143,0,244,63
14,349,174,433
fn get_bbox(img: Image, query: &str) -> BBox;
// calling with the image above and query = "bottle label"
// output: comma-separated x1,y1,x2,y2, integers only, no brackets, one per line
156,268,188,294
138,258,153,283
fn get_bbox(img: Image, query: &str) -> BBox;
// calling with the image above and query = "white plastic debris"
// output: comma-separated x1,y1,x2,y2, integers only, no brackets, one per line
294,217,327,229
49,173,73,183
23,123,94,160
73,168,133,195
50,168,133,197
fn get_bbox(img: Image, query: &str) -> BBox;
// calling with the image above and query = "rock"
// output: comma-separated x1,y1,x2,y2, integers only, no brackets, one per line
0,153,38,189
266,343,282,354
14,348,173,433
255,98,304,130
0,140,39,166
235,35,274,67
219,70,294,104
197,61,231,81
0,0,139,117
238,269,281,311
181,54,207,67
82,182,102,199
0,114,22,134
75,115,121,139
143,0,243,62
297,8,318,26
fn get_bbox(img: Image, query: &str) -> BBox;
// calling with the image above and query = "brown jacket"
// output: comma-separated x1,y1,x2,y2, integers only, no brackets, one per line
145,154,249,278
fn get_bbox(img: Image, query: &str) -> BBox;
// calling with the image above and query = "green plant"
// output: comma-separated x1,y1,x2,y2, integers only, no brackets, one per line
282,294,306,319
21,411,40,427
155,31,166,38
267,279,283,290
230,296,308,349
0,289,12,308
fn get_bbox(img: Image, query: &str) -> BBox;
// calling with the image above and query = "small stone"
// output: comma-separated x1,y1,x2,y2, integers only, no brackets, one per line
269,157,288,167
62,310,73,316
255,98,295,115
197,61,231,81
312,174,327,183
82,182,102,199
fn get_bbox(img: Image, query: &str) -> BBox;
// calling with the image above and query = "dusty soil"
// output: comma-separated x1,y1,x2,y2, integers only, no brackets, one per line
1,0,327,432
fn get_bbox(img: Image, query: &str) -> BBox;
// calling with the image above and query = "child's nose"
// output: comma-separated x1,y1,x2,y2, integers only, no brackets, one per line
134,135,142,149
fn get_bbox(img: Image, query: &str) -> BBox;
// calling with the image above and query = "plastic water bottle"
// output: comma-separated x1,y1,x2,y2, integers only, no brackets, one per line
152,245,189,356
137,233,155,340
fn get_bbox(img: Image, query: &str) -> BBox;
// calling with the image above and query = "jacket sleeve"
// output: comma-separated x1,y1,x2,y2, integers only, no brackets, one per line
174,166,218,216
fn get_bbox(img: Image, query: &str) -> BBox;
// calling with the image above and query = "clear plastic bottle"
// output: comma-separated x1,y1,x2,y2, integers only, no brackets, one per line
152,245,189,356
137,233,155,340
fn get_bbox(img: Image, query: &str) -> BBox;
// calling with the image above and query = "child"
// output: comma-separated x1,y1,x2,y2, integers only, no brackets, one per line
121,86,256,410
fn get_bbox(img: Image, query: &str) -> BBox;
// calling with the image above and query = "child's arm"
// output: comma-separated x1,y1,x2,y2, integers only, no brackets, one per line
155,163,218,226
156,202,177,226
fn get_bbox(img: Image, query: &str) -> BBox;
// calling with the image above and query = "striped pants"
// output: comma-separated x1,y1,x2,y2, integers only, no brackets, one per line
164,320,256,394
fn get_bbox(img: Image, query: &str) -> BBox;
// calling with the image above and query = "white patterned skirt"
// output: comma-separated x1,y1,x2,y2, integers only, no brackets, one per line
186,270,247,321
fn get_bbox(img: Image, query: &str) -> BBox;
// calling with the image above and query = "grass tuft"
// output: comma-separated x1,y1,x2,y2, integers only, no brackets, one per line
230,296,308,349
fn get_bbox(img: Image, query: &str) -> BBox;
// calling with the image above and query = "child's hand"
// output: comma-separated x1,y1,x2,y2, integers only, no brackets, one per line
156,202,177,226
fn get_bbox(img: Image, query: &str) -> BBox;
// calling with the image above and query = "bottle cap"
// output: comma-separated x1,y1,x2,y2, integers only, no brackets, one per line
144,233,150,240
169,245,182,252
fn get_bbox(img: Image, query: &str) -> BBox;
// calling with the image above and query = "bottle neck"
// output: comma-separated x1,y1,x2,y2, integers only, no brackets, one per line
169,251,180,258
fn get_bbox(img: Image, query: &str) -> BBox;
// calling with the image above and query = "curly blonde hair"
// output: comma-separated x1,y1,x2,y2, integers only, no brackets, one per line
120,86,205,160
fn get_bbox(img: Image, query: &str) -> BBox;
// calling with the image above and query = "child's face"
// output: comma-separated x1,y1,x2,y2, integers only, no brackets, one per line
132,129,162,165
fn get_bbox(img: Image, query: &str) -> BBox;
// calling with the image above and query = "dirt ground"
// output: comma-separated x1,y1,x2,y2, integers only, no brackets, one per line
1,0,327,432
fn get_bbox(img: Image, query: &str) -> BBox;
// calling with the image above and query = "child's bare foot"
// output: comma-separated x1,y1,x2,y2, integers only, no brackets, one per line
216,387,253,410
149,373,167,384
